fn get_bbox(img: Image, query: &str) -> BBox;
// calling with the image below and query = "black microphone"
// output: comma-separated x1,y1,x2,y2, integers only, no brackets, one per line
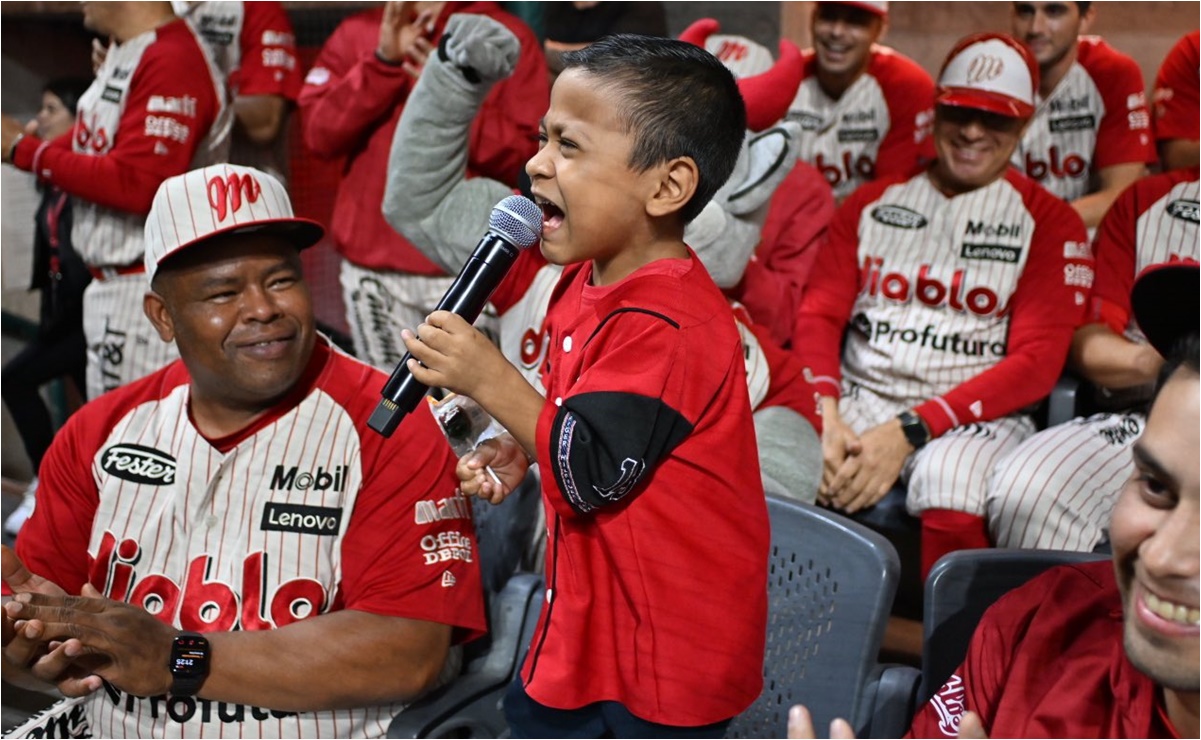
368,195,543,437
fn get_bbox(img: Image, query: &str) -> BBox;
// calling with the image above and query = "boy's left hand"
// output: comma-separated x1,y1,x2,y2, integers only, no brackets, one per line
402,310,506,400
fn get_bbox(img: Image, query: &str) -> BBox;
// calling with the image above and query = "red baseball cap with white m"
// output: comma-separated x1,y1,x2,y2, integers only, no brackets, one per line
936,33,1039,119
144,164,324,283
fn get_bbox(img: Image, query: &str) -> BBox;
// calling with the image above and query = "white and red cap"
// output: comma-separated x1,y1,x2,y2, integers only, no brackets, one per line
936,33,1039,119
821,1,888,16
144,163,324,282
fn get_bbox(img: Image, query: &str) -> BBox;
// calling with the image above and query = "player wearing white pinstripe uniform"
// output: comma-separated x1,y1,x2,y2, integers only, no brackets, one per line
0,164,485,739
1,3,229,402
986,167,1200,551
794,33,1091,580
1010,2,1156,228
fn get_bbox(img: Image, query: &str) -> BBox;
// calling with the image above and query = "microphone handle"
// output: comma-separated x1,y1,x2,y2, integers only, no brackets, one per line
369,234,520,437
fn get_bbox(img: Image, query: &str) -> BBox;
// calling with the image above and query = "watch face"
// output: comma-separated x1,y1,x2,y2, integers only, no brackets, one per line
172,635,208,677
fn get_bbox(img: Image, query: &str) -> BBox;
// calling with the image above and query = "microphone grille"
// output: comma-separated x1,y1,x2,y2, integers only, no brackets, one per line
489,195,543,250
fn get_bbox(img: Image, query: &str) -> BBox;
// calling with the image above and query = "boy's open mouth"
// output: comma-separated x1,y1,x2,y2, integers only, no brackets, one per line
535,196,565,231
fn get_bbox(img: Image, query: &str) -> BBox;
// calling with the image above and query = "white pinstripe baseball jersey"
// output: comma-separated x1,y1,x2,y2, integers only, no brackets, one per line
1013,37,1155,203
13,339,486,738
71,19,228,269
796,169,1090,438
787,45,935,199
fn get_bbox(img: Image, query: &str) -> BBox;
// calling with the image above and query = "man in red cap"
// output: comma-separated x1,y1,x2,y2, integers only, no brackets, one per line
786,0,936,201
0,163,485,739
793,33,1091,580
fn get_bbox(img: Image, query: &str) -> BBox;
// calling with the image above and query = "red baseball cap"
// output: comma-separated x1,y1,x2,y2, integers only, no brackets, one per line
936,33,1039,119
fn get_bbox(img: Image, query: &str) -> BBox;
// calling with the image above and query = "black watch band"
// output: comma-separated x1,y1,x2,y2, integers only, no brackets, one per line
169,631,211,697
897,410,931,450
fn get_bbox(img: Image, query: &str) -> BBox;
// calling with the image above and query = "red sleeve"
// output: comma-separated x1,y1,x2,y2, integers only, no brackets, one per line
235,1,302,100
341,401,485,640
874,53,937,179
914,182,1091,437
791,183,887,397
1153,31,1201,143
463,9,550,187
729,163,835,348
1087,43,1157,169
12,36,219,215
1088,179,1140,333
297,11,414,160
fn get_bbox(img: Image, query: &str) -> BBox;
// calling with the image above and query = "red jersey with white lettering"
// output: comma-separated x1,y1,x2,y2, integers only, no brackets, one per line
13,18,225,269
908,561,1180,739
1091,166,1201,340
521,254,769,726
297,2,548,275
12,339,485,739
794,168,1090,438
178,1,302,100
1153,31,1200,146
1014,36,1156,203
787,45,936,200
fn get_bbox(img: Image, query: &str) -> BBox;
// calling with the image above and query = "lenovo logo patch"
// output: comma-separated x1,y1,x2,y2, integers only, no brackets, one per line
261,502,343,536
101,444,176,485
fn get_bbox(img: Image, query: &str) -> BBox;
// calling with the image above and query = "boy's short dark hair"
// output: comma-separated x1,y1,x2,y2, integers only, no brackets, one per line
561,34,746,223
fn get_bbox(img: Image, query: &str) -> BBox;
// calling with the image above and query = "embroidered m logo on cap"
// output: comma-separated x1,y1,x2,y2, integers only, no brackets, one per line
207,172,263,222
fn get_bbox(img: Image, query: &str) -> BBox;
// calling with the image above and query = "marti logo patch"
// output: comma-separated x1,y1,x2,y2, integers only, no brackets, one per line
102,444,176,485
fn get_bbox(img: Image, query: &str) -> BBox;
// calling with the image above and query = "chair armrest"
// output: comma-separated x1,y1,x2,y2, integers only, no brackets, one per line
856,663,921,739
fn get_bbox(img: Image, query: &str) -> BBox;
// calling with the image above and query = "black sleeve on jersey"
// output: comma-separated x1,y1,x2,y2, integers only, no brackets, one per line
548,391,693,515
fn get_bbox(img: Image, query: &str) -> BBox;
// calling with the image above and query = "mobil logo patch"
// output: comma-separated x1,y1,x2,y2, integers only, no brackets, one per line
871,205,928,229
101,444,176,485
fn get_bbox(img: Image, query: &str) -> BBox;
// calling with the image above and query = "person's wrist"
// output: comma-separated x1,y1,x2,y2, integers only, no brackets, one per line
374,48,404,66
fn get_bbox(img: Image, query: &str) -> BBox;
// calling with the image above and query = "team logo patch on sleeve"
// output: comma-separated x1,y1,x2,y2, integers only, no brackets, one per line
261,502,343,536
871,205,928,229
1167,199,1200,223
101,444,177,485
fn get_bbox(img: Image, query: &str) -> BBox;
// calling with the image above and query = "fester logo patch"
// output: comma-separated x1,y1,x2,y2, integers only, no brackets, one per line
102,444,177,485
261,502,343,536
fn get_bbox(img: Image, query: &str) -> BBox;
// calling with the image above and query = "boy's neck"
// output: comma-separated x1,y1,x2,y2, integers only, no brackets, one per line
590,236,690,287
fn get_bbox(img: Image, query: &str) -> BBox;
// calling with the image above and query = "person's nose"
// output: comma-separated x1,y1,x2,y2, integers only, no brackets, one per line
242,284,283,322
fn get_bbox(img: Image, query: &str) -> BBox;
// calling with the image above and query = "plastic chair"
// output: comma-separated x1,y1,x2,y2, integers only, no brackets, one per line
920,548,1109,702
387,572,544,738
727,496,918,739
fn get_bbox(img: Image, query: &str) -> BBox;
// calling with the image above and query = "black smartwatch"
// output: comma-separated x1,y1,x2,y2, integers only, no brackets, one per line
169,632,211,697
897,410,931,450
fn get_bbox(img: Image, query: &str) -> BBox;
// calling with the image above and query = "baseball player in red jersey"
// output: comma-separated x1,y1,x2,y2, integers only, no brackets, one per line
174,1,303,182
786,1,936,201
298,1,547,372
788,264,1199,740
986,166,1199,551
1,2,226,402
793,33,1091,580
0,164,485,739
1153,30,1200,171
677,19,837,348
1010,2,1157,228
384,14,824,505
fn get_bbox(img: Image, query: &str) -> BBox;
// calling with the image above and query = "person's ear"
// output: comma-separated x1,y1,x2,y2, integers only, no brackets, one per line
144,289,176,344
646,157,699,219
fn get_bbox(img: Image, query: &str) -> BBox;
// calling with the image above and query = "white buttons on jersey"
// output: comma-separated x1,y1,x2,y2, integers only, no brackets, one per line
562,336,573,352
555,397,563,407
206,515,219,528
546,588,554,604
